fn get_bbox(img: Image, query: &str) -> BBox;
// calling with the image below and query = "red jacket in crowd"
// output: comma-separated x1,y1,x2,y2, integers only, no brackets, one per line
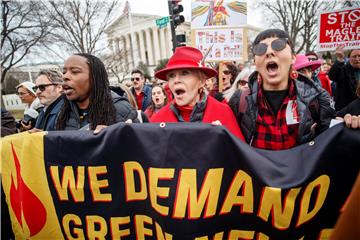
150,96,244,140
318,71,332,96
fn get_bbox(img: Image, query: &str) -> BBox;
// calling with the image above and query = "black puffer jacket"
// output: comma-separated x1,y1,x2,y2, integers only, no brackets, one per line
329,60,359,110
229,72,336,145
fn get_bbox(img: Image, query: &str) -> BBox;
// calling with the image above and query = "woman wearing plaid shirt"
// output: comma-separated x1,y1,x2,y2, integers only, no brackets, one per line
229,29,336,150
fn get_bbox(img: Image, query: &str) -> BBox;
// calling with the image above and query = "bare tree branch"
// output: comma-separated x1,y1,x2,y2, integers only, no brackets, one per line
41,0,120,56
1,1,53,82
260,0,341,53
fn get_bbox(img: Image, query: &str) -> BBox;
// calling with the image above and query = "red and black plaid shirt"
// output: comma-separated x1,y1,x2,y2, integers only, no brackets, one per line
252,79,299,150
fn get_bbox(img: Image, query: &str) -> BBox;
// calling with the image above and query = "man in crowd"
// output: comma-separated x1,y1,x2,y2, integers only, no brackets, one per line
130,69,152,111
329,47,360,110
59,53,138,133
33,69,65,131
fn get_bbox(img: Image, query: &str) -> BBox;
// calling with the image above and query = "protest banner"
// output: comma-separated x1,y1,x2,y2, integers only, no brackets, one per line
1,123,359,239
317,7,360,52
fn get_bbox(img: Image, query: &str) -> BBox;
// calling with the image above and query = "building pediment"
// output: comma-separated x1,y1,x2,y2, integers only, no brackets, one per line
106,13,161,34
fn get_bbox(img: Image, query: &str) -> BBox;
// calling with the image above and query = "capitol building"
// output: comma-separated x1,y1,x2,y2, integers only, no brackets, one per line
104,13,190,83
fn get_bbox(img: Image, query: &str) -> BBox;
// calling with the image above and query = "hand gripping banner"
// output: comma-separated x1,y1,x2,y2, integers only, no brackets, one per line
1,123,359,239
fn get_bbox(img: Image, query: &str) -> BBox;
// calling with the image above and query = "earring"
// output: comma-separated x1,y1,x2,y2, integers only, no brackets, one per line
290,68,298,80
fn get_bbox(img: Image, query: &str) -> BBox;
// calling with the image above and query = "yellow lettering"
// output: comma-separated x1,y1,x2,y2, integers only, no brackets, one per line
228,230,254,239
297,175,330,227
194,232,224,240
149,168,174,216
110,216,131,239
258,187,301,229
173,169,223,219
318,229,333,239
155,222,173,240
257,232,270,240
123,161,147,201
50,166,85,202
220,170,253,214
86,215,107,240
62,214,85,240
134,215,153,239
88,166,112,202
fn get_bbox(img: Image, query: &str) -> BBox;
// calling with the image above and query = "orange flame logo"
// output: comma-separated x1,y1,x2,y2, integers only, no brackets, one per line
9,143,47,236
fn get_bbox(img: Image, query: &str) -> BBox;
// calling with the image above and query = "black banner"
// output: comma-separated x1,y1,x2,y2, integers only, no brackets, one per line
43,123,359,239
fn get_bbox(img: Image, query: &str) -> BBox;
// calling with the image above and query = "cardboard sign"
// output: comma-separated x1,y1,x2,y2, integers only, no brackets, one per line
317,7,360,51
195,27,243,61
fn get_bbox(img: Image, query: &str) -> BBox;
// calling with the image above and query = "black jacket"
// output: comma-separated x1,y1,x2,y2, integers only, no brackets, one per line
328,60,359,110
229,72,336,145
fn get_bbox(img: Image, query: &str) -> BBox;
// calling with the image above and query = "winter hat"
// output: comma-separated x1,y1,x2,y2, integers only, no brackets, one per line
294,54,322,71
155,46,217,81
16,81,36,96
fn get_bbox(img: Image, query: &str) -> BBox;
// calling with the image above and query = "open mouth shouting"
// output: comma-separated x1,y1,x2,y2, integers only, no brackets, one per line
62,84,74,95
174,87,186,99
266,61,279,76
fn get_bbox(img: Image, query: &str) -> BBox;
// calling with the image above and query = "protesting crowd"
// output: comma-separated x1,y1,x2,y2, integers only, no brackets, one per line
1,27,360,239
3,29,359,143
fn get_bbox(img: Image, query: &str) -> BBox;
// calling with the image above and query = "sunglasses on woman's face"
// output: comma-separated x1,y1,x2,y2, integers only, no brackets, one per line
252,38,289,56
238,80,248,86
223,70,231,75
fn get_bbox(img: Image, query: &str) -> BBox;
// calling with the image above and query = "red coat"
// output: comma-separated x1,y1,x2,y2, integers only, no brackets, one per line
150,96,244,140
318,71,332,96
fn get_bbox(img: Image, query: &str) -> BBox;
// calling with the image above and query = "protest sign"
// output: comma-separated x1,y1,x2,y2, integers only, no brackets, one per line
317,7,360,51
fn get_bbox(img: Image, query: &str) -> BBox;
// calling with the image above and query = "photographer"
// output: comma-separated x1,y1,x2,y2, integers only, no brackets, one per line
15,81,43,131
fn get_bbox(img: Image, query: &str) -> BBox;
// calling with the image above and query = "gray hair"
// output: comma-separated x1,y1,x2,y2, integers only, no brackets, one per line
37,69,63,84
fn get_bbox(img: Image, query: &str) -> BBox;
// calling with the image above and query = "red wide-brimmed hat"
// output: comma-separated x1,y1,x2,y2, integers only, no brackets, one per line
154,46,218,81
294,54,322,71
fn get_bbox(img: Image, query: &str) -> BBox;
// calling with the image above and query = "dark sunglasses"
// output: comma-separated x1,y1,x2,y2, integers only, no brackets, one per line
238,80,248,86
33,83,57,92
253,38,288,56
223,70,232,75
131,77,141,81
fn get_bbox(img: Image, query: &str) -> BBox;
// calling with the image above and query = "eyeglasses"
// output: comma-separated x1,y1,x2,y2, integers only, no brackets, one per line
350,54,360,59
131,77,141,81
223,70,232,75
16,92,29,96
238,80,248,86
307,57,318,61
253,38,289,56
33,83,57,92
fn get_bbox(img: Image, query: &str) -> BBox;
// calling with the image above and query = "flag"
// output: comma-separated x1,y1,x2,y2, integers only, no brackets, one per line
123,0,130,18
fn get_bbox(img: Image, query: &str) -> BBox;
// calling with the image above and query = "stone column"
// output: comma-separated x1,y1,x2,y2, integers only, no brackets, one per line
165,27,173,56
125,34,133,69
130,32,139,67
108,38,114,53
115,38,120,54
152,27,161,64
159,28,167,59
145,28,154,65
138,31,146,64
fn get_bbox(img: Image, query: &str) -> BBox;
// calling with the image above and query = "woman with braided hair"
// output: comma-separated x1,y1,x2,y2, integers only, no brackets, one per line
58,53,137,133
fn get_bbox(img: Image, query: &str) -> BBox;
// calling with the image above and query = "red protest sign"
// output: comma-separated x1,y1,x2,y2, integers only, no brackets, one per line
317,7,360,52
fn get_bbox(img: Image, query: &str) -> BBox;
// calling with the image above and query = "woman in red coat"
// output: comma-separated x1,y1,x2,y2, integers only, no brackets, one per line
150,46,244,140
